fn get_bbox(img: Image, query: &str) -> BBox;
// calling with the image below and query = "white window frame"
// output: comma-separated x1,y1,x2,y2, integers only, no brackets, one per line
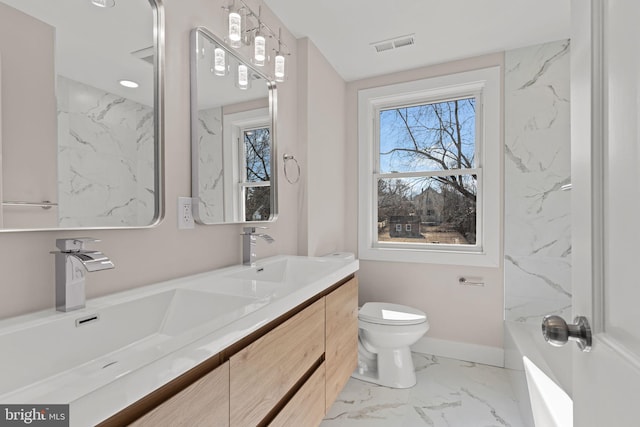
358,67,501,266
223,108,270,222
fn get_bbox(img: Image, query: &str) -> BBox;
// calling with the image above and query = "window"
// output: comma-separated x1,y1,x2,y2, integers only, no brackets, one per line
222,107,271,222
358,67,501,266
378,96,478,246
240,125,271,221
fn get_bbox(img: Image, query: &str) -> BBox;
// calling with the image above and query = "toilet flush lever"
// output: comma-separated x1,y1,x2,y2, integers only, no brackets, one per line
458,277,484,286
541,315,592,352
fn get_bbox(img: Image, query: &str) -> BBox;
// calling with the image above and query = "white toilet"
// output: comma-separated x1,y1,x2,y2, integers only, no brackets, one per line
352,302,429,388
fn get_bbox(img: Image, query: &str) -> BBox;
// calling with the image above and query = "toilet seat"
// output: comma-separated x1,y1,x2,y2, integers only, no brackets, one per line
359,302,427,326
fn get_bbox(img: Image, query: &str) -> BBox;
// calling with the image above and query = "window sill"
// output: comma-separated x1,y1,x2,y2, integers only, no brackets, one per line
358,245,500,267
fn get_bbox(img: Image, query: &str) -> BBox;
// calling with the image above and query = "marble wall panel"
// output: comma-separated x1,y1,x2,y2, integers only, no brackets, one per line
504,40,571,323
196,107,225,223
57,76,155,227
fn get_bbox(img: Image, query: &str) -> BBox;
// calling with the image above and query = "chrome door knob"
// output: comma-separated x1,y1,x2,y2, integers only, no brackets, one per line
542,315,592,352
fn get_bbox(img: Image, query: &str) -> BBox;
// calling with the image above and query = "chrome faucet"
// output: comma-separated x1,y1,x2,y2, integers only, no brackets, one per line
52,238,114,312
241,227,275,265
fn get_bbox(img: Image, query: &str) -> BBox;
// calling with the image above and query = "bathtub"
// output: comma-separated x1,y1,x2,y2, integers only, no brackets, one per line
504,321,573,427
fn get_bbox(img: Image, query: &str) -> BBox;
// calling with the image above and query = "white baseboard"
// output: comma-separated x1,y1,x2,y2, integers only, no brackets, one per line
411,336,505,367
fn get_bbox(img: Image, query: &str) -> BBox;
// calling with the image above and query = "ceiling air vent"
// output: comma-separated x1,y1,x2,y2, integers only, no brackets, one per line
374,41,394,53
371,34,415,53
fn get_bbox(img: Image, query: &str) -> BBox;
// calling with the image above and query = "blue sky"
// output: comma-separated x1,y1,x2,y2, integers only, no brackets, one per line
379,98,476,174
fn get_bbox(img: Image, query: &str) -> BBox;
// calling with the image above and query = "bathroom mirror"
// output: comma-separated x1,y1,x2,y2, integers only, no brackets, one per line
0,0,163,231
190,27,277,224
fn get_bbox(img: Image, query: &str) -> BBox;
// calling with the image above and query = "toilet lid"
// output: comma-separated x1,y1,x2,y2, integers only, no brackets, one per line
359,302,427,326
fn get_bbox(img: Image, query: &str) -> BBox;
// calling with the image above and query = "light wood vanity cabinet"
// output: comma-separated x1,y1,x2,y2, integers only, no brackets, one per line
325,277,359,411
229,298,325,426
113,275,358,427
268,362,327,427
130,361,230,427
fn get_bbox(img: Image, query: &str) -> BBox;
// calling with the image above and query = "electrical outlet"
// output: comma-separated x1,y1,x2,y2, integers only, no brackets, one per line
178,197,195,229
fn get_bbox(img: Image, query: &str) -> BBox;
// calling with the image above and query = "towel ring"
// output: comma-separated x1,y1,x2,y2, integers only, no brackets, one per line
283,154,300,184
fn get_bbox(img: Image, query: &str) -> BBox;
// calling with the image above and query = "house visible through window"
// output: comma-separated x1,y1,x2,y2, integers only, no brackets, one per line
240,126,271,221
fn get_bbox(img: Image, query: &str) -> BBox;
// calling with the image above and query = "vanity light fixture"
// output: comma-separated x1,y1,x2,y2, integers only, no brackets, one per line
223,1,290,82
254,33,266,66
228,11,242,48
213,47,226,76
119,79,139,88
91,0,115,8
274,54,285,82
237,64,249,90
274,28,285,82
252,6,266,67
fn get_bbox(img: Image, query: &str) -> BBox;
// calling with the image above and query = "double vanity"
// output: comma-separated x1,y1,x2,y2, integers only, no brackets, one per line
0,255,359,426
0,1,356,425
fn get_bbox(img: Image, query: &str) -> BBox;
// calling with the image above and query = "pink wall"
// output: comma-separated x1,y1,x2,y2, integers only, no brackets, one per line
0,0,301,319
345,53,506,349
297,38,347,256
0,3,57,228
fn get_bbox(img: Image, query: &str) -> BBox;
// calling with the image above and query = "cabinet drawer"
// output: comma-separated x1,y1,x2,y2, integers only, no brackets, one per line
325,277,358,411
130,361,229,427
269,363,326,427
230,299,325,426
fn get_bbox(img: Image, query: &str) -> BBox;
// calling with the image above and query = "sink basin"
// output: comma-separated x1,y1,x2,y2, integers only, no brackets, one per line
0,289,261,396
161,289,262,336
225,256,346,284
228,261,289,282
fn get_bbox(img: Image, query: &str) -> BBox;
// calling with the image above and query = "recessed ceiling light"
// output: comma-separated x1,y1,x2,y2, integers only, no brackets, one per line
91,0,115,8
119,80,139,88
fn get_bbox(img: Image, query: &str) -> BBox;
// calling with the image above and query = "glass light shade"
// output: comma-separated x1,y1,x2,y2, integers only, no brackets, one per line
274,54,285,82
91,0,115,8
228,12,242,48
254,35,266,66
213,48,226,76
238,64,249,89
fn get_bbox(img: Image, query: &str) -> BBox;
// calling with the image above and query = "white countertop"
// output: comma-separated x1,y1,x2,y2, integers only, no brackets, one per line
0,255,359,426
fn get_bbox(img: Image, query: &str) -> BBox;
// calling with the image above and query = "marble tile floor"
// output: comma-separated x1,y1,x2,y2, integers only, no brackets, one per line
321,352,527,427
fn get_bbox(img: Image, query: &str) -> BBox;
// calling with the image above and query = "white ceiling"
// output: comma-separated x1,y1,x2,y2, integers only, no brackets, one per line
263,0,571,82
1,0,154,106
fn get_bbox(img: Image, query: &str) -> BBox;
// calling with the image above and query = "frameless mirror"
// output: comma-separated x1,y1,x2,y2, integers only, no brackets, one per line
0,0,163,230
190,27,277,224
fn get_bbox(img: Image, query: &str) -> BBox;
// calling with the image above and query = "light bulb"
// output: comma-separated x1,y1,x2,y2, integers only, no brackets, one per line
213,48,226,76
228,12,241,48
238,64,249,89
275,54,285,82
254,35,266,66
